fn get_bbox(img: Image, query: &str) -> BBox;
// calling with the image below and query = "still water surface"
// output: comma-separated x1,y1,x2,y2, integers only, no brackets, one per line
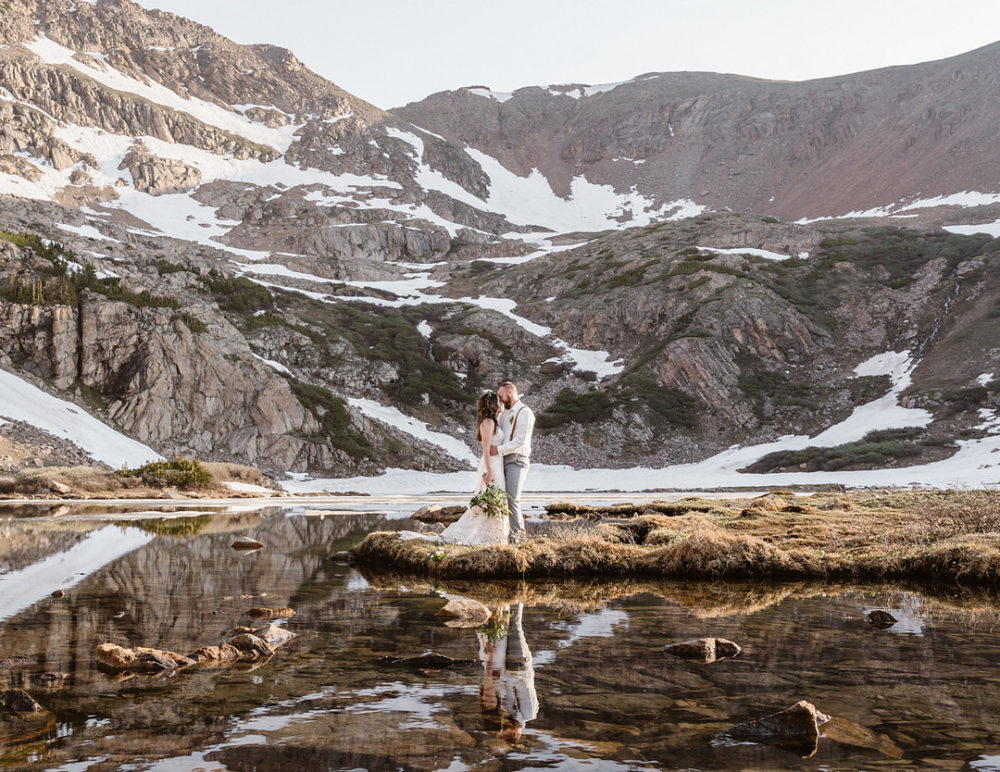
1,500,1000,771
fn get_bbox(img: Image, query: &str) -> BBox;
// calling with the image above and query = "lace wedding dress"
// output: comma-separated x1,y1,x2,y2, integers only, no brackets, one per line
398,423,509,546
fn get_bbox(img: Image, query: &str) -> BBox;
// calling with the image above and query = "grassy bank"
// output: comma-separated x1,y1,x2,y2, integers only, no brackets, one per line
351,490,1000,584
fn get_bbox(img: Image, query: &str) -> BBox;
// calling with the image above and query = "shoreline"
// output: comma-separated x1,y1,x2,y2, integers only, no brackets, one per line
350,490,1000,586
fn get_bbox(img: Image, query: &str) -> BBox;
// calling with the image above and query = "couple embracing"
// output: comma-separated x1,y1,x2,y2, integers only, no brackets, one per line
406,381,535,547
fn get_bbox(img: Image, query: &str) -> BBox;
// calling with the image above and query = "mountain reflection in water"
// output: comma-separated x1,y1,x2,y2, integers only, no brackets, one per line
0,504,999,770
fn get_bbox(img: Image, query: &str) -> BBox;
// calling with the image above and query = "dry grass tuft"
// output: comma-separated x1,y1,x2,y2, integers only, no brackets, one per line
351,490,1000,585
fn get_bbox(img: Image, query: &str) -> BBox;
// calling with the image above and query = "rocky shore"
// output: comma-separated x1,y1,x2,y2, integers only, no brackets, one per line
351,489,1000,584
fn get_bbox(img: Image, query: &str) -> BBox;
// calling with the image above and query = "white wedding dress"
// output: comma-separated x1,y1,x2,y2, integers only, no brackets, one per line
398,421,509,546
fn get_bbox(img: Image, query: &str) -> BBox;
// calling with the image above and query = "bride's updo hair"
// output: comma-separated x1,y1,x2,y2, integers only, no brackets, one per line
476,390,500,441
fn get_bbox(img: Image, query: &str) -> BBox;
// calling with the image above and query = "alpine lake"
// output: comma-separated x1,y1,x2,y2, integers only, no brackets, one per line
2,495,1000,772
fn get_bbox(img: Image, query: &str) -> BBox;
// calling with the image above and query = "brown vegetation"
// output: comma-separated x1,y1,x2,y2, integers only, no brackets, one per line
352,490,1000,585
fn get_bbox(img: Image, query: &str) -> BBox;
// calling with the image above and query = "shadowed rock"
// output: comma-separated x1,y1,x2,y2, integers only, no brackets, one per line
0,689,41,712
719,700,830,757
378,652,479,669
411,504,465,524
662,637,741,663
867,609,898,629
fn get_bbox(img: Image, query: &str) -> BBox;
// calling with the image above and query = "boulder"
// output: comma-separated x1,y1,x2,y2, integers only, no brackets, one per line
228,633,274,659
662,637,741,663
435,598,491,627
866,610,897,629
411,504,465,523
327,550,355,564
190,643,242,663
0,689,41,713
47,480,71,495
50,589,65,598
257,623,296,649
719,700,830,756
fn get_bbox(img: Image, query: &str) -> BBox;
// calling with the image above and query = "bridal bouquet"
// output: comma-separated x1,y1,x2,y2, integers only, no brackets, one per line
470,484,511,520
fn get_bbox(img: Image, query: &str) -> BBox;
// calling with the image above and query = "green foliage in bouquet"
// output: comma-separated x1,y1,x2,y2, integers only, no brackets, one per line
477,609,511,642
470,484,511,520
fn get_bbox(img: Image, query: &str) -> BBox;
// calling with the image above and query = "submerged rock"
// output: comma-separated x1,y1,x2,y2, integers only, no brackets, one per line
867,610,898,629
327,550,355,564
378,652,479,669
719,700,830,756
435,598,491,627
662,637,741,663
0,689,41,713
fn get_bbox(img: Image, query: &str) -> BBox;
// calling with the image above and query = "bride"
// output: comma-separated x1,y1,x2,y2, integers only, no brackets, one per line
399,390,510,546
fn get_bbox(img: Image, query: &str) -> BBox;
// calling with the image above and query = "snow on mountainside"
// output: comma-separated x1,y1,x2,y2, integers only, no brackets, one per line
0,0,999,489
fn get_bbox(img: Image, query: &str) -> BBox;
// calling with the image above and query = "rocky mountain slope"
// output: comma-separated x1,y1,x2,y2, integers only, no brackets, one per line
394,43,1000,224
0,0,998,484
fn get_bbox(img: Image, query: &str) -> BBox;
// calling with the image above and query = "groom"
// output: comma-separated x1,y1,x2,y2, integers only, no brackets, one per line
491,381,535,544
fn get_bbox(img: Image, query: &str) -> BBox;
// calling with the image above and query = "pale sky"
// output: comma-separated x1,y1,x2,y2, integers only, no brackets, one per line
134,0,1000,109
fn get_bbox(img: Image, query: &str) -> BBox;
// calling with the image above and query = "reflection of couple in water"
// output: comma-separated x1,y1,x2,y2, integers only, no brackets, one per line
477,601,538,743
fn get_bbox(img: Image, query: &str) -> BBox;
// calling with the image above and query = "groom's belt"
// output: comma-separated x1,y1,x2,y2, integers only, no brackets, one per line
503,453,530,464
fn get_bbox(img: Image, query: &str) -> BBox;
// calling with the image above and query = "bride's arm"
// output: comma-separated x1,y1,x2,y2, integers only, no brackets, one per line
480,419,495,486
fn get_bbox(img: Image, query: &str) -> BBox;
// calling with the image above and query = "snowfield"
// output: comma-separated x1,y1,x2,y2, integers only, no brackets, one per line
0,368,162,468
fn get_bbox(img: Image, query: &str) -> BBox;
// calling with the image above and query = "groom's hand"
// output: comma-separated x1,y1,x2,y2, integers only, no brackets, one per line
489,446,499,456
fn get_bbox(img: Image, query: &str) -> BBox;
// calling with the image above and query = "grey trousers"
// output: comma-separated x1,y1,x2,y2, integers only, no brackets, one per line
503,454,529,539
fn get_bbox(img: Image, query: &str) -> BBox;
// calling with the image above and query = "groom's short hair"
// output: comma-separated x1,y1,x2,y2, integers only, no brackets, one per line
499,381,517,393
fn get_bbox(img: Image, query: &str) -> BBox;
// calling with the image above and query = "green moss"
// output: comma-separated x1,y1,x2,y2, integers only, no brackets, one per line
201,269,273,313
738,367,818,418
537,388,614,429
126,515,212,538
289,381,373,460
171,312,207,333
117,457,213,489
743,428,931,473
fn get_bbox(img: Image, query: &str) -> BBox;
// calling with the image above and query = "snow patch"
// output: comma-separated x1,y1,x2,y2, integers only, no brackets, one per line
24,36,303,152
697,245,793,261
0,368,162,468
416,320,432,339
347,397,476,464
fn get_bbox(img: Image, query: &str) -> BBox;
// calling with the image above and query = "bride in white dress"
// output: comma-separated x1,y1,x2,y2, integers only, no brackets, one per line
399,391,510,546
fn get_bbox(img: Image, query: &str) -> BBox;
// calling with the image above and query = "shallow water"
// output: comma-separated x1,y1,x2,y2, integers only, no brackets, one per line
1,502,1000,771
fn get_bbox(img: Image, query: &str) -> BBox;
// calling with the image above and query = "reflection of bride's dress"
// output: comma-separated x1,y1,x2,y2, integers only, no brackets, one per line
438,427,508,545
398,423,509,546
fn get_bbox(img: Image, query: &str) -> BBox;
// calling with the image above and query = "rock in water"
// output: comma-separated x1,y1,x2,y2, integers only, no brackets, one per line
50,589,65,598
190,643,242,663
719,700,830,757
662,638,741,663
327,551,355,564
378,653,479,669
247,607,295,619
231,537,264,551
227,633,274,659
867,610,898,629
411,504,465,523
95,643,195,673
435,598,491,627
0,689,41,712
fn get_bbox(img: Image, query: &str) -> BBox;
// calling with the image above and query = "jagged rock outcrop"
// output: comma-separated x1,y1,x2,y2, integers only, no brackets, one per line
119,144,202,195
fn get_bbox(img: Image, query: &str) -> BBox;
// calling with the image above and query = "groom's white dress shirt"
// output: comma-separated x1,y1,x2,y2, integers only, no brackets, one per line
497,399,535,459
